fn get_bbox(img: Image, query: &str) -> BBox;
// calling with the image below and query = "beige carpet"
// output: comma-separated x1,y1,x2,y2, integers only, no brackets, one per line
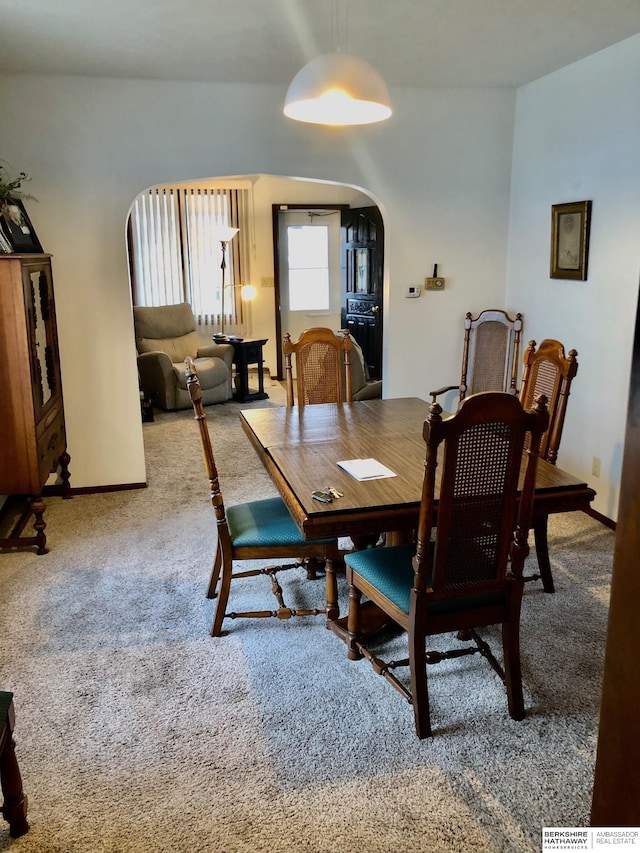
0,379,614,852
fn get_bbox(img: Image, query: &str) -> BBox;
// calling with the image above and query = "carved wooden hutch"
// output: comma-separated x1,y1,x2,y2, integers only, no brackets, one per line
0,254,70,553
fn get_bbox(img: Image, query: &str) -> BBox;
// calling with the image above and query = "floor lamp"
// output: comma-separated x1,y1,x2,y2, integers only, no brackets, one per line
217,226,239,337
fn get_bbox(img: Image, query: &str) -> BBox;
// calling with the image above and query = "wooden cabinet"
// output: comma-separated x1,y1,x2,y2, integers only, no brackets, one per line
0,254,70,554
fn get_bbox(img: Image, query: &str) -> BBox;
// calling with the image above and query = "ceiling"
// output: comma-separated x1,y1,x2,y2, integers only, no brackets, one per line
1,0,640,90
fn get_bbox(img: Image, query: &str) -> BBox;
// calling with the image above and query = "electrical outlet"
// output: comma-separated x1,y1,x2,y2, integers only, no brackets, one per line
425,277,446,291
592,456,601,477
260,276,274,288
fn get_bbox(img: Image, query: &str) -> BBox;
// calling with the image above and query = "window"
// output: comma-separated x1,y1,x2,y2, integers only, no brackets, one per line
287,225,330,312
128,185,251,329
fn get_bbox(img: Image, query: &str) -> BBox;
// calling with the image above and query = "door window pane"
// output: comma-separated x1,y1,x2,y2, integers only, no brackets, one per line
287,225,330,311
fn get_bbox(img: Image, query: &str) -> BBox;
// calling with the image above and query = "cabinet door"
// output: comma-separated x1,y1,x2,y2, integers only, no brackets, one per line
22,260,62,424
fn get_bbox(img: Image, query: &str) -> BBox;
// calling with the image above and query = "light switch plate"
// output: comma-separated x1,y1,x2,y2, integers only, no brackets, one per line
425,277,446,291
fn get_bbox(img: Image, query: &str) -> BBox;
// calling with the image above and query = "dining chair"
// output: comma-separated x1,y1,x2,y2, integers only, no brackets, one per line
0,691,29,838
343,391,549,739
185,357,341,636
430,309,523,405
519,339,579,593
283,327,352,407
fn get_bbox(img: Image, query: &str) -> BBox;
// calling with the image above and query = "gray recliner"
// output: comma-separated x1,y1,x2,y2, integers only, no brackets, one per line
335,331,382,401
133,303,234,410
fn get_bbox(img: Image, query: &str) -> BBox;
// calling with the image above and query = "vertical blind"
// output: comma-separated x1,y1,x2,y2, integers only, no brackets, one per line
129,185,252,329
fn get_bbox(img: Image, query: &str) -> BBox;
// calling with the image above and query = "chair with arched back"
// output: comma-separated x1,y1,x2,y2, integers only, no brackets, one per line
519,339,579,593
283,327,352,407
430,309,523,405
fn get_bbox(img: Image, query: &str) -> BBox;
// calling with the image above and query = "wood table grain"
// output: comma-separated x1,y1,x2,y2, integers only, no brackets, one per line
240,397,596,541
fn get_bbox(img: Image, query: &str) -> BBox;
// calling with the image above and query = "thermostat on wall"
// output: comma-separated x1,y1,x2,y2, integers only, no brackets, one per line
405,285,421,298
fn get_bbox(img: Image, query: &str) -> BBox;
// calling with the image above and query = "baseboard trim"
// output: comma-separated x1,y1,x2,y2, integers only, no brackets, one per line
44,482,147,497
585,507,616,531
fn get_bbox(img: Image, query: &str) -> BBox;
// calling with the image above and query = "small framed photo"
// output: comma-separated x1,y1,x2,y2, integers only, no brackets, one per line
0,199,43,253
550,200,592,280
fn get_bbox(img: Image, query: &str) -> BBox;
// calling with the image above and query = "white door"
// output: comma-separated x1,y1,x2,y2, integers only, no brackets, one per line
278,209,343,349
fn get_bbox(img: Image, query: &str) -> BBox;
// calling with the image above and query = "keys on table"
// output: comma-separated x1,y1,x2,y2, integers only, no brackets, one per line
311,486,344,503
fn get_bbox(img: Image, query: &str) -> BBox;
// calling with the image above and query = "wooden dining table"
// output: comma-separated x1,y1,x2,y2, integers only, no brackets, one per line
240,397,596,629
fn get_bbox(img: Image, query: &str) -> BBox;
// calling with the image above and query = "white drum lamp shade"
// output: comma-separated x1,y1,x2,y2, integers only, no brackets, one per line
283,52,392,126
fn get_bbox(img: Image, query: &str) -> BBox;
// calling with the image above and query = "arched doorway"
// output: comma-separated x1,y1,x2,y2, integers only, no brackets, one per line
128,173,384,386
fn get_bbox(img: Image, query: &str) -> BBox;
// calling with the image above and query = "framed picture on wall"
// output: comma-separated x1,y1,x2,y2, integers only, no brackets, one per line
0,199,44,253
550,200,592,280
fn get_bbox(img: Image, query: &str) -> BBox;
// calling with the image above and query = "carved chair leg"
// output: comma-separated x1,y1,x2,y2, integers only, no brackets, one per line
211,558,233,637
0,705,29,838
534,515,555,593
206,545,223,600
346,585,363,661
502,620,525,721
409,624,432,739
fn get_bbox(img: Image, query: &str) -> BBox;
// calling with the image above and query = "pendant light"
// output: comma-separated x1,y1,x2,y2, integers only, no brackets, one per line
284,52,392,126
283,1,391,127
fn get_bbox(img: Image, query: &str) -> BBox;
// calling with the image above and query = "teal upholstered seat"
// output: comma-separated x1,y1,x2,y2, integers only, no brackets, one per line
186,357,340,637
345,544,504,616
345,545,416,613
228,498,335,548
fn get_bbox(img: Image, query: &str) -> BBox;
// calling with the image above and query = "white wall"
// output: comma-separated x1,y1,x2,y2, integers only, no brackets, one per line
507,34,640,519
248,174,374,373
0,75,515,490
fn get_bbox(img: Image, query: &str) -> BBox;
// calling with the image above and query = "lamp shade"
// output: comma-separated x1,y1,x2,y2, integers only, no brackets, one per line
283,52,392,126
216,226,239,243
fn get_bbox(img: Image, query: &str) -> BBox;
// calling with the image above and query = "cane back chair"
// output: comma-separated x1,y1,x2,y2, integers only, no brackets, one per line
185,358,341,636
519,339,579,593
343,391,549,738
430,309,523,405
0,692,29,838
284,327,352,407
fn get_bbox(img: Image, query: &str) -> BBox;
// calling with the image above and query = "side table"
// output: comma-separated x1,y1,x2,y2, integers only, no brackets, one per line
229,338,269,403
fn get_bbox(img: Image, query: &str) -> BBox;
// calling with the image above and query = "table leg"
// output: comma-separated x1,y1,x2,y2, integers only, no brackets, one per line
327,530,394,642
325,558,339,623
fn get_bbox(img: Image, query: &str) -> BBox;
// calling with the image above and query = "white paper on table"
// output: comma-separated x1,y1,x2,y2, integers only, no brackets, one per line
336,458,397,481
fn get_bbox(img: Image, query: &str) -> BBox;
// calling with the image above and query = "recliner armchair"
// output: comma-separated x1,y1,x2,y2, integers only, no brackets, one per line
133,303,234,410
335,331,382,401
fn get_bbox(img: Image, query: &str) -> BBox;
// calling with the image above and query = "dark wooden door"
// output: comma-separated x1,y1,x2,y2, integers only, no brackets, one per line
341,206,384,380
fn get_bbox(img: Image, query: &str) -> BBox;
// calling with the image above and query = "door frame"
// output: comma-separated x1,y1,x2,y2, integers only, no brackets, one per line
272,203,349,380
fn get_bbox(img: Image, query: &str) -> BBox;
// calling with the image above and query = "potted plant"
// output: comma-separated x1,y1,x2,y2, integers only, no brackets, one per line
0,161,36,207
0,162,42,253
